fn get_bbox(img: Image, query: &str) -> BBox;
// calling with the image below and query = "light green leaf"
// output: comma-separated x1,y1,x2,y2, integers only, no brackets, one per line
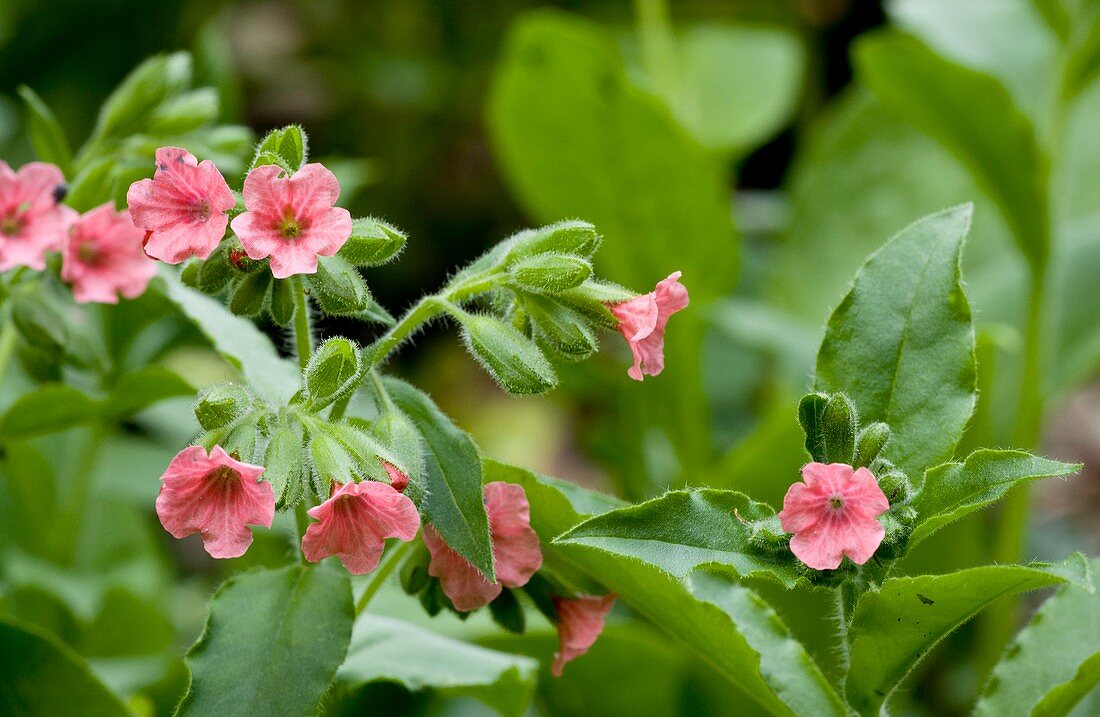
0,385,96,441
386,378,494,580
337,616,538,717
101,366,194,419
845,555,1092,715
157,270,299,403
976,557,1100,717
17,85,73,174
911,450,1080,545
94,52,191,140
0,618,131,716
815,205,976,477
178,565,354,717
855,31,1050,269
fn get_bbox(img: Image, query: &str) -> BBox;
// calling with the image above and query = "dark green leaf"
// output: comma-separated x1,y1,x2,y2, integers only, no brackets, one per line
178,565,353,717
228,270,271,317
270,277,296,326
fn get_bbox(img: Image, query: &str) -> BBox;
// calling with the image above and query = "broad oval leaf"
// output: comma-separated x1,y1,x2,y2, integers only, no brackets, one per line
178,564,354,717
337,615,538,717
0,617,130,717
815,204,976,477
845,555,1092,715
0,385,96,441
386,378,494,580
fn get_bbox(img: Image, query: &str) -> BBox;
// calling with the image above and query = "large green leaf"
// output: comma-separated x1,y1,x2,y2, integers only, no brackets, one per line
976,557,1100,717
157,271,299,403
337,616,537,717
845,555,1092,715
0,385,96,441
386,378,494,580
855,32,1050,269
911,449,1080,544
557,489,802,587
101,365,194,419
17,85,73,174
815,205,976,477
0,618,130,716
178,565,354,717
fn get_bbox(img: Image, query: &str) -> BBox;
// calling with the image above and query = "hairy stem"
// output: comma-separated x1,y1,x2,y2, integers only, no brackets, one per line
356,539,413,616
292,276,313,370
294,501,310,564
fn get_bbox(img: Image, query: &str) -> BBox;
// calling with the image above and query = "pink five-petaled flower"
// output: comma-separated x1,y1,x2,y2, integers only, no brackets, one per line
0,160,76,271
609,271,689,381
422,481,543,612
229,163,352,279
551,594,616,677
778,462,890,571
126,146,236,263
61,203,158,304
155,445,275,559
301,480,420,575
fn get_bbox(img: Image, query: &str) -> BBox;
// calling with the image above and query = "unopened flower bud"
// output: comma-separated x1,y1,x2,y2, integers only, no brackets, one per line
856,422,891,467
194,383,252,431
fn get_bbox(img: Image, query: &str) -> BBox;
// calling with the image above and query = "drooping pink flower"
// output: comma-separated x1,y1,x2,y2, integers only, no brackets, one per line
61,203,158,304
551,594,616,677
155,445,275,559
609,271,689,381
126,146,236,263
301,480,420,574
422,481,542,611
0,160,76,271
382,461,409,493
229,163,352,278
778,462,890,571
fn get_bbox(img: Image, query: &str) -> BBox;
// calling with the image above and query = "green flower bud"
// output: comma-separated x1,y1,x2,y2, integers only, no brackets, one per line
306,254,371,316
856,422,891,467
338,217,406,267
507,252,592,294
193,383,253,431
303,337,364,411
458,312,557,395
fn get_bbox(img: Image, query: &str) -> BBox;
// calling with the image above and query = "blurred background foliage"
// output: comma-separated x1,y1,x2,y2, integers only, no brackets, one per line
2,0,1100,715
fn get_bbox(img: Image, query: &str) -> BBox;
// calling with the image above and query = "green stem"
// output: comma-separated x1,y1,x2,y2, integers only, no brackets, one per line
292,276,313,370
0,317,17,385
62,424,104,563
355,540,412,616
633,0,677,98
295,501,310,564
833,584,855,691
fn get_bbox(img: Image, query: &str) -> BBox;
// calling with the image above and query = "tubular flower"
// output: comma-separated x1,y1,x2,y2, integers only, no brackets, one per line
422,482,542,612
778,462,890,571
301,480,420,574
61,203,157,304
382,461,409,493
155,445,275,559
552,594,616,677
0,160,76,271
608,271,689,381
230,163,352,278
127,146,236,263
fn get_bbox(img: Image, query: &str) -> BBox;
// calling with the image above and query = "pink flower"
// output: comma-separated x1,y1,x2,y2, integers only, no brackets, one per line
609,271,689,381
126,146,236,263
155,445,275,559
230,163,352,278
778,462,890,571
61,203,157,303
382,461,409,493
552,594,615,677
301,480,420,574
0,160,76,271
422,482,542,611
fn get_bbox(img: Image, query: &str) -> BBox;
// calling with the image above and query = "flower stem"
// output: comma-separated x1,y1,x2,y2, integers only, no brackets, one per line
355,539,412,616
294,500,310,564
292,276,313,370
0,316,17,384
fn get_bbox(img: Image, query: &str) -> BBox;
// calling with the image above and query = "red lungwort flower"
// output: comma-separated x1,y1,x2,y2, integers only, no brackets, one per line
301,480,420,574
126,146,236,263
778,462,889,571
229,163,352,278
422,482,542,612
552,594,616,677
0,160,76,271
155,445,275,559
382,460,409,493
61,203,157,304
609,271,689,381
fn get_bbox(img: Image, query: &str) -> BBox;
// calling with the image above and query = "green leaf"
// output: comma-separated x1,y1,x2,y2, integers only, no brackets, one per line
488,10,736,299
101,366,194,419
338,217,407,267
0,618,131,716
264,417,305,506
854,32,1050,268
0,385,96,441
911,449,1081,545
556,489,803,588
253,125,308,171
228,270,271,317
459,313,558,395
304,337,364,410
976,557,1100,717
337,616,538,717
845,555,1092,714
158,271,299,403
385,378,494,580
65,157,115,212
17,85,73,174
269,277,296,327
178,565,353,717
147,87,219,135
815,205,976,477
95,52,191,139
